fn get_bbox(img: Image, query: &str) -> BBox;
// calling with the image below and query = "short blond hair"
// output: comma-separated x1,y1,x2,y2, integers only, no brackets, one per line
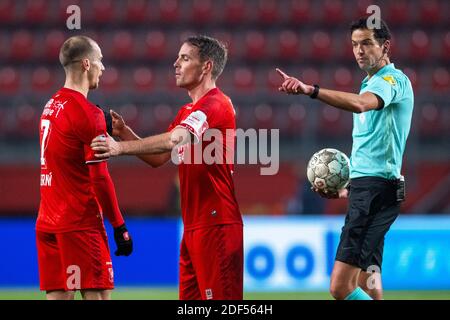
59,36,96,68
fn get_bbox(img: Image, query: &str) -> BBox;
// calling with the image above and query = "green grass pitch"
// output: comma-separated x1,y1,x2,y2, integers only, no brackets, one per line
0,288,449,300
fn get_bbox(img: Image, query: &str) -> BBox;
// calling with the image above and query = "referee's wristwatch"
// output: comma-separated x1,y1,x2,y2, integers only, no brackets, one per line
310,84,320,99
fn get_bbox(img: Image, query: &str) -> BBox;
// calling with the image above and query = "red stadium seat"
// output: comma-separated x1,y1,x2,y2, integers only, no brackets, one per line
441,32,450,61
152,104,175,133
99,66,121,92
254,104,274,129
419,0,442,25
10,30,34,61
257,0,280,25
190,0,214,25
235,105,255,129
15,104,40,138
351,0,373,20
409,30,430,61
132,67,155,92
289,0,312,25
286,103,307,136
31,67,56,93
431,67,449,92
43,30,65,61
92,0,115,24
158,0,181,24
233,68,255,92
0,33,6,60
321,0,345,25
277,30,300,60
311,31,332,61
0,107,8,137
0,0,16,24
118,104,142,132
301,67,321,86
144,31,167,60
418,103,444,138
387,0,410,26
0,67,20,94
112,31,134,61
124,0,151,24
333,67,354,92
317,105,348,138
223,0,247,25
244,31,267,60
24,0,48,24
403,68,420,93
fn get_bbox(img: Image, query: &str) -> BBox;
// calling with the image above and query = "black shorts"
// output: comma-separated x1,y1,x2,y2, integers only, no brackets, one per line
335,176,400,272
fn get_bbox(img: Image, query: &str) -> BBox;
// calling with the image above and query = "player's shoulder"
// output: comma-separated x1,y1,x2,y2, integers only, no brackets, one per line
200,88,234,112
379,64,410,87
61,88,101,116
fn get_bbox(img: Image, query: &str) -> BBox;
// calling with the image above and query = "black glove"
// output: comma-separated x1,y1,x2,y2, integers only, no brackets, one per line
113,224,133,256
96,105,113,136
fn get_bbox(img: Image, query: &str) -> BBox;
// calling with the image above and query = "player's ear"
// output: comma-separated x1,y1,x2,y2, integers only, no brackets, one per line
81,58,90,71
203,60,213,75
383,40,390,55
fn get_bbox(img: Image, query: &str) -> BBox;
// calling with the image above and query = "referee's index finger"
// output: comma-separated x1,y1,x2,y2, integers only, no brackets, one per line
276,68,289,80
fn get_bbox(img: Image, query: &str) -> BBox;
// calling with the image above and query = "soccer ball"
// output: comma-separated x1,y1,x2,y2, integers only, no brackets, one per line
306,148,350,193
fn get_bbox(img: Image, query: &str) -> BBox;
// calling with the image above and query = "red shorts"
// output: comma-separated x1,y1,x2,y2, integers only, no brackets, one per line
36,228,114,291
179,223,243,300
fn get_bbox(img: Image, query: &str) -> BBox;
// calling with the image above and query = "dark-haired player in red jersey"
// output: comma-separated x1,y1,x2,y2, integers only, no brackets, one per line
36,36,132,300
91,35,243,300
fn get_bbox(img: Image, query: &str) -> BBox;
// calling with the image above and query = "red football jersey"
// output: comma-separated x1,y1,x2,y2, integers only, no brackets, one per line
36,87,108,233
168,88,243,230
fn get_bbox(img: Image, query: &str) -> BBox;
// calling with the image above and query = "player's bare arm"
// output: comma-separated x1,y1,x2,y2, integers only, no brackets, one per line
91,127,191,159
109,110,171,167
276,68,382,113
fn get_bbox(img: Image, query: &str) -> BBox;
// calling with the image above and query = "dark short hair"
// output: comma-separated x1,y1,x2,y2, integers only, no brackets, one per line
59,36,96,68
350,17,392,46
184,35,228,80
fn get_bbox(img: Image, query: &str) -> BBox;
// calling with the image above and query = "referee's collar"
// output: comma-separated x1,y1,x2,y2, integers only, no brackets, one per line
362,63,395,83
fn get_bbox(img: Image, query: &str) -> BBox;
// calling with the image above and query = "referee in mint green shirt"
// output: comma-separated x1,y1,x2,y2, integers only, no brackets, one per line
276,17,414,300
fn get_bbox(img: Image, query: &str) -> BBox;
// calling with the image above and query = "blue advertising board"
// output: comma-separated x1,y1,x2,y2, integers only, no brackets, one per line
1,216,450,290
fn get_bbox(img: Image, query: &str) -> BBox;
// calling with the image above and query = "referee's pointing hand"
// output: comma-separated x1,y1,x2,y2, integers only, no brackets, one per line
276,68,314,96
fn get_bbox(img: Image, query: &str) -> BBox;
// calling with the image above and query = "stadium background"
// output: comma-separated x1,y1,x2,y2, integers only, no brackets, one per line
0,0,449,299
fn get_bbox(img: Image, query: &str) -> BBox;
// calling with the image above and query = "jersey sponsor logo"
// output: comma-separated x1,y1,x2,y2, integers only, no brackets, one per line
382,75,396,86
40,173,53,187
42,99,67,118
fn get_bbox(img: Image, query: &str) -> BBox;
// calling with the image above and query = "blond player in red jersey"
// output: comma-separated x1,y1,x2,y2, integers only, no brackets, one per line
91,36,243,300
36,36,132,300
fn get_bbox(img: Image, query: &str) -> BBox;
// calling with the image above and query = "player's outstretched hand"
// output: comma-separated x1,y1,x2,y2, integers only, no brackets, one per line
311,187,348,199
91,134,122,158
113,224,133,256
110,109,126,137
276,68,314,96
